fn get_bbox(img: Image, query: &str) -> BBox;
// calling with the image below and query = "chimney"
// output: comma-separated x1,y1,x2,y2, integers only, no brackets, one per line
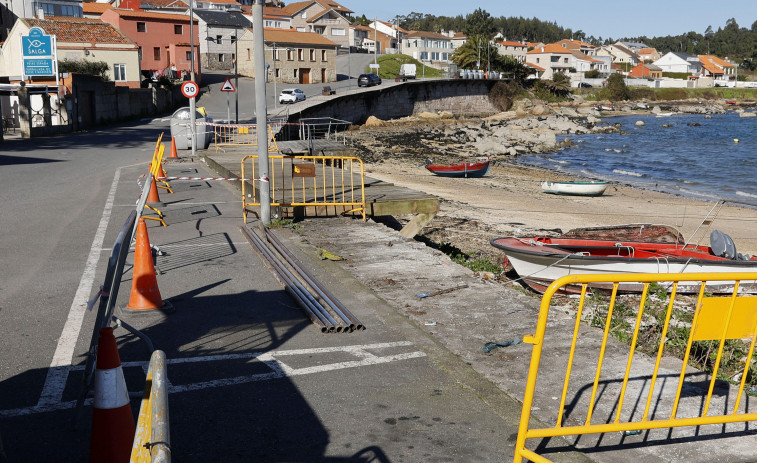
38,7,45,19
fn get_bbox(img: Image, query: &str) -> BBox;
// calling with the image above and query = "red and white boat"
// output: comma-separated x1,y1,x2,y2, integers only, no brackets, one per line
425,157,490,178
491,230,757,294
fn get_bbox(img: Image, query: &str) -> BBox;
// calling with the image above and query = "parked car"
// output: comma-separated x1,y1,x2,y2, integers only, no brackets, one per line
279,88,306,104
358,73,382,87
578,82,592,88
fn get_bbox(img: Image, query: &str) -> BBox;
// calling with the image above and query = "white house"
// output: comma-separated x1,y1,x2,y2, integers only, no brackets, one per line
653,51,702,74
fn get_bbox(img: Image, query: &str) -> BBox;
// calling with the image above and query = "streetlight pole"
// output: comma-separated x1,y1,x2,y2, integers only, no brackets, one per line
373,17,377,67
252,0,270,224
189,0,196,157
234,26,238,123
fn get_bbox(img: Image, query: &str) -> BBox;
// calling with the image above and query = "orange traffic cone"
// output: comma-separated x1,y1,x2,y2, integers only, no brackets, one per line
146,176,162,205
169,136,178,159
89,327,135,463
125,218,171,313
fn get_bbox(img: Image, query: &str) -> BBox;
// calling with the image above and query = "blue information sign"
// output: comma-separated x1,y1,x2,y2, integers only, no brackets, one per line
21,26,55,76
22,27,52,56
24,58,55,76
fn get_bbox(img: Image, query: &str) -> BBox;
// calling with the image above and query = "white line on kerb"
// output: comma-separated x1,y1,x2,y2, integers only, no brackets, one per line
37,168,121,407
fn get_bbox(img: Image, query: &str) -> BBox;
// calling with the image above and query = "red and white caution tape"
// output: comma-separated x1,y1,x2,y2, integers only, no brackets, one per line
157,176,267,182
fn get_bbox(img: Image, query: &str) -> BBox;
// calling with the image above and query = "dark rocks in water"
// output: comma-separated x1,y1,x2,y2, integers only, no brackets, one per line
613,122,622,127
688,122,701,127
662,124,673,128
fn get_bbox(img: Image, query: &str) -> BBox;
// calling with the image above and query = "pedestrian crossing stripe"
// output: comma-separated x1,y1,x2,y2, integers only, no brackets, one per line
0,341,426,417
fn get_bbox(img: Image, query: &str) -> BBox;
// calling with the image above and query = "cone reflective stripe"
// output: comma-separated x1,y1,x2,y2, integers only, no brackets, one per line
89,327,135,463
125,218,165,311
169,136,178,158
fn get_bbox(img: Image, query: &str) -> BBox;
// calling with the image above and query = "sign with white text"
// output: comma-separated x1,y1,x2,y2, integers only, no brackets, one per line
21,27,56,77
22,27,52,56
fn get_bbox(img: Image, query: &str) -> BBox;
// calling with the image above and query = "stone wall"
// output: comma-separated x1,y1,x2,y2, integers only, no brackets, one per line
291,79,500,125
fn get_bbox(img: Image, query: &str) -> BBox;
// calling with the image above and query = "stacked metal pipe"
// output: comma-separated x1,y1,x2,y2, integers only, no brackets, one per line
240,226,364,333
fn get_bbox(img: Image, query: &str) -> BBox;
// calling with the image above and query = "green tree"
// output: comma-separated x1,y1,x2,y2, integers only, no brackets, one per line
451,35,488,69
464,8,495,38
606,73,630,101
58,59,109,80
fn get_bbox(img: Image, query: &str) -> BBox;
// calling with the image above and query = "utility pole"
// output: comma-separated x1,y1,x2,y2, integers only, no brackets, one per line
189,0,196,157
234,26,238,123
253,0,270,224
373,17,378,66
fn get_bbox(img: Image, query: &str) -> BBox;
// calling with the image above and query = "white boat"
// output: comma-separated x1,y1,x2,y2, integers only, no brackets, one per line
491,230,757,294
541,181,609,196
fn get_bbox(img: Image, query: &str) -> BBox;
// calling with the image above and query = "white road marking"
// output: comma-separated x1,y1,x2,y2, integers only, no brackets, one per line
2,342,425,417
37,168,121,407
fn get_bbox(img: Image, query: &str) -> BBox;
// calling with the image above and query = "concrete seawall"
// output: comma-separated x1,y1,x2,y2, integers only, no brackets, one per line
291,79,502,124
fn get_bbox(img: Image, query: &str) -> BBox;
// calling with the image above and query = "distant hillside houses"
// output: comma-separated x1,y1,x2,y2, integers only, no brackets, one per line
0,0,748,91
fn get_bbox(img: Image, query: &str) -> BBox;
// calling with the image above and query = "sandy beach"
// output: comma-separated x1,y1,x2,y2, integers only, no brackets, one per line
361,153,757,263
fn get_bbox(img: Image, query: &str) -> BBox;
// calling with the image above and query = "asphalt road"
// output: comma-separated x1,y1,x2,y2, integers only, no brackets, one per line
196,52,383,123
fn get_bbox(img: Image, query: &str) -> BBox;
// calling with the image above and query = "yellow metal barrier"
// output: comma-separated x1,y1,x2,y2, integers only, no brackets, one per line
514,272,757,463
213,123,279,152
241,154,366,222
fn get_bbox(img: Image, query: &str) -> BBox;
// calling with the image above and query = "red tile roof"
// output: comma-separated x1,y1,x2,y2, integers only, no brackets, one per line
279,0,313,16
22,17,134,44
497,40,526,47
699,54,734,68
314,0,352,14
257,27,336,46
139,0,188,8
527,43,571,54
82,2,113,14
108,8,196,22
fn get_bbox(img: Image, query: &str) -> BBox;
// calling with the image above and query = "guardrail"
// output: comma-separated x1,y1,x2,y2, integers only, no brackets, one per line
241,154,365,222
211,122,279,152
74,167,157,426
514,272,757,463
131,350,170,463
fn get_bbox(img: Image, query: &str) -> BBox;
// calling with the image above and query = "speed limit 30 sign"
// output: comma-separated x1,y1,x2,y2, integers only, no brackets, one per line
181,80,199,98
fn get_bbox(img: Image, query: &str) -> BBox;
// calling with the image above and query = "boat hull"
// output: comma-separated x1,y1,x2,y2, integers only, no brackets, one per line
426,160,490,178
541,181,608,196
491,237,757,294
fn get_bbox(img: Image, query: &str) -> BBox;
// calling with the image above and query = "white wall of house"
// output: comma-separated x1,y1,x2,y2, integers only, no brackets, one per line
654,52,695,73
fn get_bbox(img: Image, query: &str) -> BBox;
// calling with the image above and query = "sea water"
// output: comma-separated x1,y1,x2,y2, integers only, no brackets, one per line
519,111,757,205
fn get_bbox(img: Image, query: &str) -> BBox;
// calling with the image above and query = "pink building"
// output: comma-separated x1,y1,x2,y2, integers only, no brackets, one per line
101,8,201,81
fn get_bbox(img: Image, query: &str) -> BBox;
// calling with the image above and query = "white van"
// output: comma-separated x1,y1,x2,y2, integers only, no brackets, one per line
399,64,417,79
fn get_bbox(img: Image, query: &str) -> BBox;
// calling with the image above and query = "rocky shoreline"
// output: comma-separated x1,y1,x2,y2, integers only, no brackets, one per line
352,97,754,164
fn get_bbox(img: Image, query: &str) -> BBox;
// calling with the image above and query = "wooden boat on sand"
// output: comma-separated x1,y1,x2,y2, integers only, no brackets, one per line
541,181,609,196
425,157,490,178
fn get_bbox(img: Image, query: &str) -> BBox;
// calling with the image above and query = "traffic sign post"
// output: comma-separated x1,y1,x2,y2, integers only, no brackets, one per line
181,81,199,157
220,78,235,123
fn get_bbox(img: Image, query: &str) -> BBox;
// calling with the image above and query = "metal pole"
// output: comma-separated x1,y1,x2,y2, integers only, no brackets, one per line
272,43,277,109
373,18,377,66
234,26,238,123
189,0,196,157
253,0,270,224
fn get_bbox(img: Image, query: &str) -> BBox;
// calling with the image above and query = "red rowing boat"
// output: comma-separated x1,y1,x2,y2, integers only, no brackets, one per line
425,157,490,178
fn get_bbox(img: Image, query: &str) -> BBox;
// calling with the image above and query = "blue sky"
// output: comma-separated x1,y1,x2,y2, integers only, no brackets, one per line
353,1,757,41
